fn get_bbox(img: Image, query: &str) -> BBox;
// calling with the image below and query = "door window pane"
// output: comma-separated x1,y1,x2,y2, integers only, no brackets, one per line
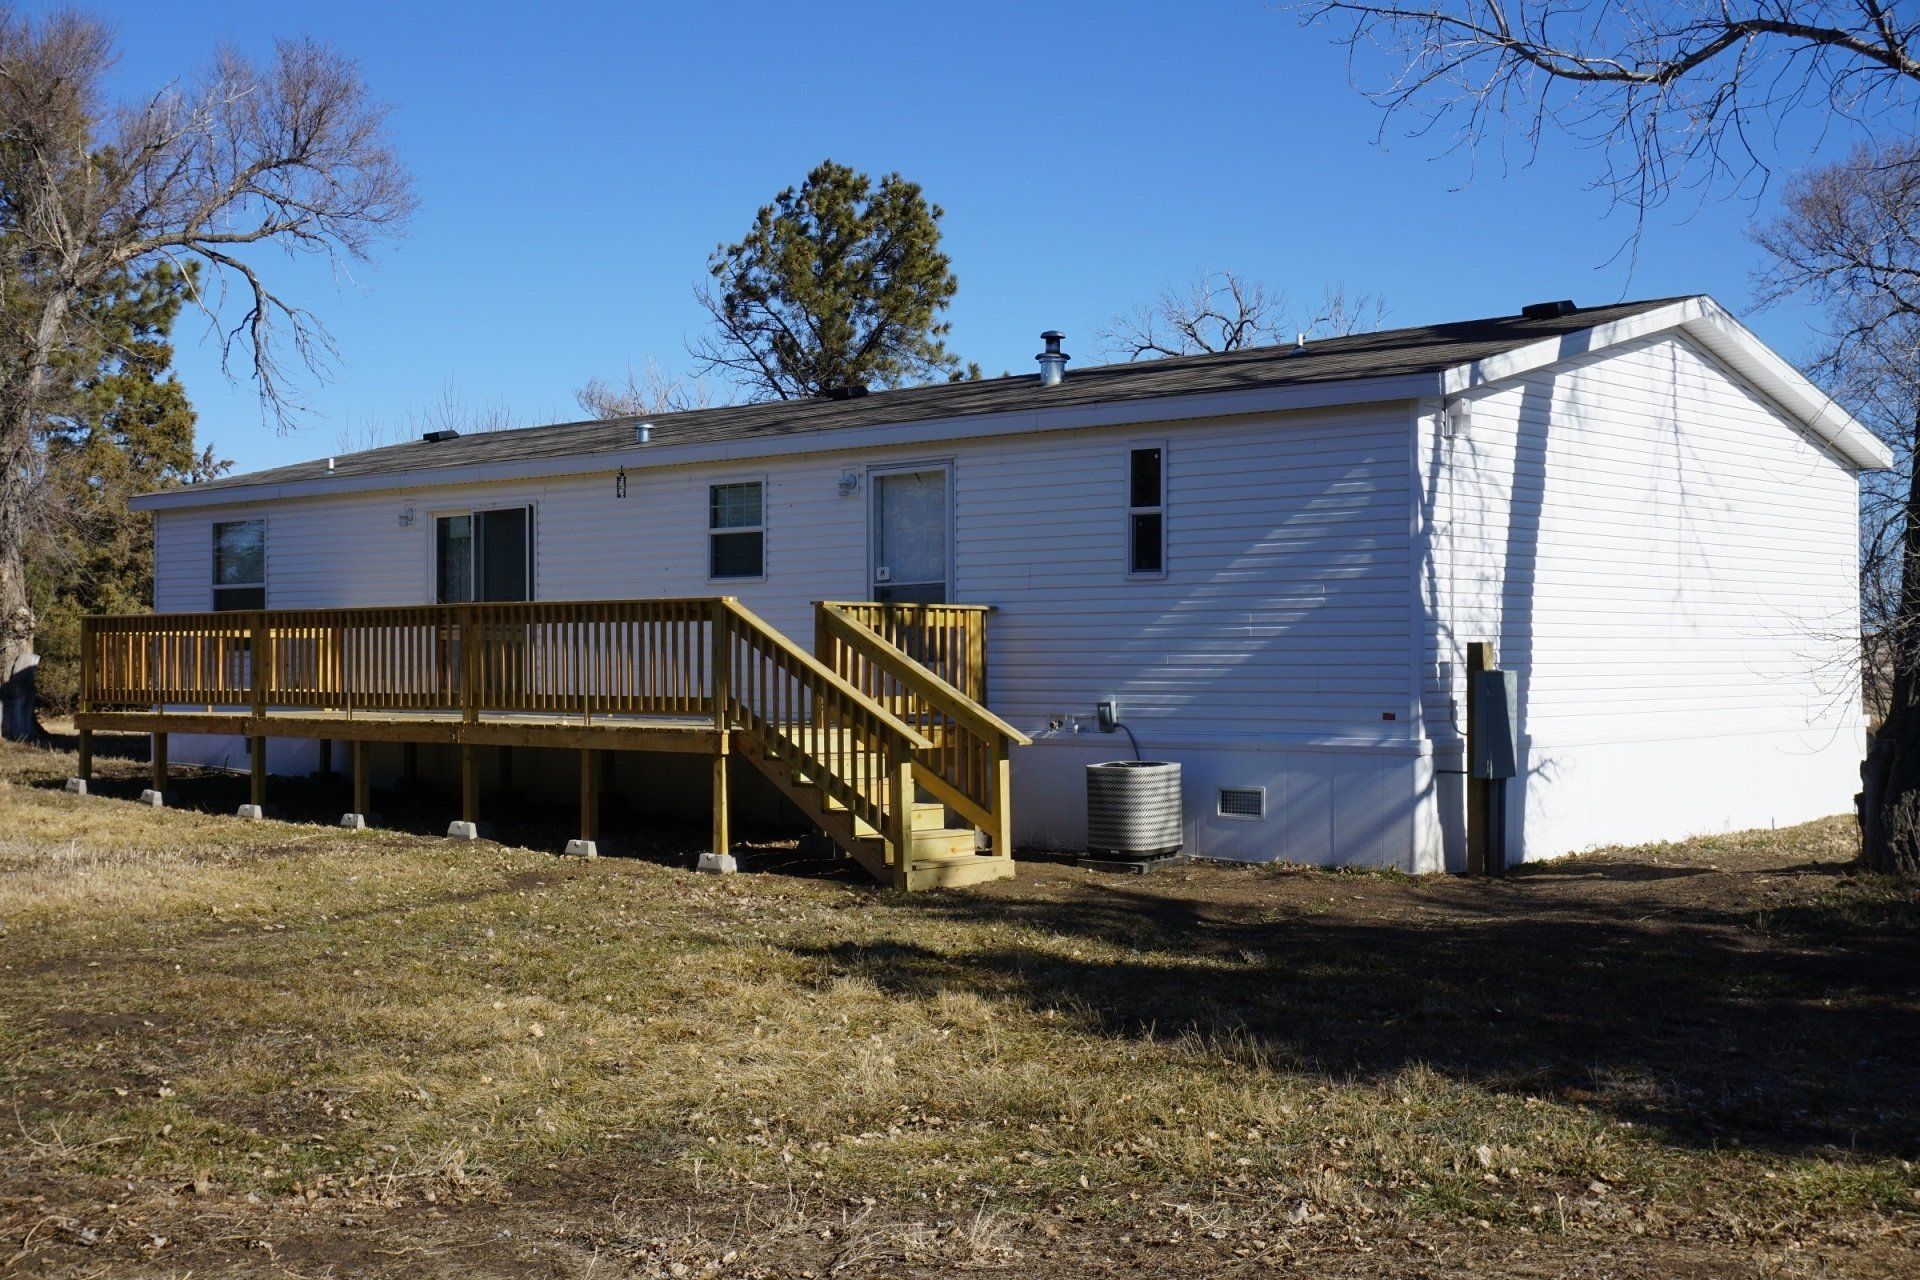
476,507,530,601
436,515,473,604
874,470,947,596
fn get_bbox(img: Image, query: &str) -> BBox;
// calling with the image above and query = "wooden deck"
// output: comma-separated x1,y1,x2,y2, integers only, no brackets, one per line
72,598,1028,890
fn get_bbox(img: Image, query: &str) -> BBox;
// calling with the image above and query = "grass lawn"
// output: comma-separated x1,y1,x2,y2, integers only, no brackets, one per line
1,736,1916,1278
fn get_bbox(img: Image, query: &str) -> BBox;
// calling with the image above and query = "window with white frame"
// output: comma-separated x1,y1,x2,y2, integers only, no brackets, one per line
212,519,266,611
708,481,764,579
1127,446,1165,576
435,506,532,603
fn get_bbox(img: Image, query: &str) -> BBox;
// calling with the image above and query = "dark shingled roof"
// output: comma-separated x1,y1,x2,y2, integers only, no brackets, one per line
186,296,1690,495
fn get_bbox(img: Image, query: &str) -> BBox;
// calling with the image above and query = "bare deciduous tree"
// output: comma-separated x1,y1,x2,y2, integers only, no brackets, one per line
574,358,712,420
333,384,522,455
1099,271,1386,360
1295,2,1920,212
1755,144,1920,875
0,9,414,733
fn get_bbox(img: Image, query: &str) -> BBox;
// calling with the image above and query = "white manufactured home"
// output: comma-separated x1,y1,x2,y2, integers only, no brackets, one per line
102,295,1885,875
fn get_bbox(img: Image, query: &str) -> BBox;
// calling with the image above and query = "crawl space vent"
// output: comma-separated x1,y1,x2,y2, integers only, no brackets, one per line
1217,786,1266,819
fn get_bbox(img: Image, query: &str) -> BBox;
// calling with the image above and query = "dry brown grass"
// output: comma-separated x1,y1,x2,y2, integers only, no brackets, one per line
0,736,1916,1277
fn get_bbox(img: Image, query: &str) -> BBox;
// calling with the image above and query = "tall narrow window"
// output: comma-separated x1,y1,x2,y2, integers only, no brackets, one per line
436,507,532,603
212,520,266,610
709,481,765,579
1127,446,1165,576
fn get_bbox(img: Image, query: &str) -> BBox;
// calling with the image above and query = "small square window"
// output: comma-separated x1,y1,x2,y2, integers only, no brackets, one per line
709,481,764,579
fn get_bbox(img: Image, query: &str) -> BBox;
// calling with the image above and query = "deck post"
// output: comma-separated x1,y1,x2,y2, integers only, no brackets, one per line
318,738,332,778
68,729,93,796
698,749,736,873
402,741,419,784
567,748,599,857
68,626,94,794
462,744,478,822
710,599,732,733
460,606,480,725
341,739,371,830
887,748,914,890
238,737,267,819
988,738,1014,860
448,743,482,840
499,745,514,795
142,732,167,806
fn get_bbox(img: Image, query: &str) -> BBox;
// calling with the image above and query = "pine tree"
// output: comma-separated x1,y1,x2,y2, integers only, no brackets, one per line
24,260,225,715
691,161,977,400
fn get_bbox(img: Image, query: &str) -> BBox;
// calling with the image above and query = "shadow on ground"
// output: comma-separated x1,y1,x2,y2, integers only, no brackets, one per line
789,861,1920,1162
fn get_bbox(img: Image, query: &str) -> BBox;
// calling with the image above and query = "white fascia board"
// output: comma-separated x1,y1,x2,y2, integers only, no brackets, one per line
129,372,1440,511
1440,295,1891,472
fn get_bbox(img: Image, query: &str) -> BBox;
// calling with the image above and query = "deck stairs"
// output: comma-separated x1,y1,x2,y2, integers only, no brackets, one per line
735,730,1011,890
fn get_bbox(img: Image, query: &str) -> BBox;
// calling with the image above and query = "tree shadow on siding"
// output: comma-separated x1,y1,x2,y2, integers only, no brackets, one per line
784,868,1920,1160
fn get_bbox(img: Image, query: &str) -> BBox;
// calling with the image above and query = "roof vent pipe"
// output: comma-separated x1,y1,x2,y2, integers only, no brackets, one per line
1036,331,1069,386
635,421,652,444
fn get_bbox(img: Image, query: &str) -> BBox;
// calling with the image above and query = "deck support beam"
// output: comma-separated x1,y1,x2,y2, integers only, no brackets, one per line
67,729,93,795
448,744,483,839
988,741,1013,861
342,740,371,829
141,732,167,806
238,737,267,819
699,751,735,873
888,751,914,891
566,748,599,857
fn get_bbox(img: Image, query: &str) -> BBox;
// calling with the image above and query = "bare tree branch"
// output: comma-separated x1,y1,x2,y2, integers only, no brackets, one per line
1098,271,1387,360
0,9,414,709
1293,1,1920,213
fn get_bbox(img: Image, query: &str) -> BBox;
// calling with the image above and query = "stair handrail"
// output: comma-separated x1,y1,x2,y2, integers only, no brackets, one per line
816,602,1029,853
718,599,932,868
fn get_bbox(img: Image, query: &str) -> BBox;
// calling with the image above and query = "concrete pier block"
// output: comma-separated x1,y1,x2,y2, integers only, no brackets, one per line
564,839,599,859
339,813,368,831
236,804,265,822
138,789,164,807
63,778,87,796
696,851,738,875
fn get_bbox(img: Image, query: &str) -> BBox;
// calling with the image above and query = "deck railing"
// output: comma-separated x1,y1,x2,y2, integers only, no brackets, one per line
815,601,1029,856
80,599,972,876
820,602,989,704
84,601,727,721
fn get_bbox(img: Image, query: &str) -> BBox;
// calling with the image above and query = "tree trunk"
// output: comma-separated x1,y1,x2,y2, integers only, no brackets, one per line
0,284,77,743
0,440,44,743
1860,407,1920,878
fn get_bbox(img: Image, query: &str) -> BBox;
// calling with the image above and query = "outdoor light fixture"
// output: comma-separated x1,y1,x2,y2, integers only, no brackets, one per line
615,466,628,499
397,506,415,527
838,470,860,497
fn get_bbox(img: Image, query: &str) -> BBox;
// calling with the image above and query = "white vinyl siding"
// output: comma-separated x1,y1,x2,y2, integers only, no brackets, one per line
146,403,1417,741
1422,332,1860,745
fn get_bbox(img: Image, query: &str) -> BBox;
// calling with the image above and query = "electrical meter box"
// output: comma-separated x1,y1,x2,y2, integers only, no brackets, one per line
1470,669,1519,780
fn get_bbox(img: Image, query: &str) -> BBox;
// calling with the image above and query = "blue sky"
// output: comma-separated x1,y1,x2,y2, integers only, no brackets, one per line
70,0,1857,475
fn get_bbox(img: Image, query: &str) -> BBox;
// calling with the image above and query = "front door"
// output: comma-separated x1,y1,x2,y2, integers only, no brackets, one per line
870,467,950,604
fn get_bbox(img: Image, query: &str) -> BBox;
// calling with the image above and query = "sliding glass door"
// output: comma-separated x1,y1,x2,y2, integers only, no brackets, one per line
436,507,531,603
